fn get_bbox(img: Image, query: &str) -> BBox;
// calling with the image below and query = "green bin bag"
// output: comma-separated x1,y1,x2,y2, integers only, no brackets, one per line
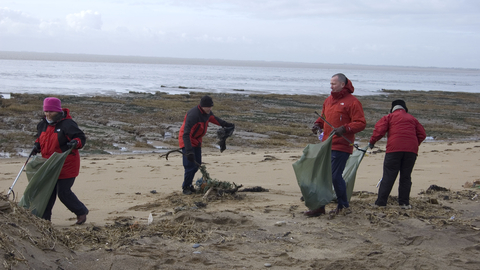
293,135,335,210
343,144,369,202
18,149,71,217
293,135,368,210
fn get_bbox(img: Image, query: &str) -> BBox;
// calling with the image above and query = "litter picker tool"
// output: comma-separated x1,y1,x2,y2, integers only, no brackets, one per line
160,148,202,167
314,111,366,153
7,146,36,198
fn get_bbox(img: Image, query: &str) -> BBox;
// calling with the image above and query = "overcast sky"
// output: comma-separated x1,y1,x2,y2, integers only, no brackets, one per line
1,0,479,69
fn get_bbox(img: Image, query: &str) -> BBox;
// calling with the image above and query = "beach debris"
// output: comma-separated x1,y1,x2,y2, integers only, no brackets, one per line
275,221,286,226
264,263,272,267
192,243,201,248
262,155,279,161
428,198,439,204
472,194,478,200
240,186,269,192
196,174,243,197
463,180,480,189
425,185,449,194
148,213,153,225
161,148,243,198
150,190,157,194
129,221,140,230
193,251,202,254
0,200,12,212
194,201,207,208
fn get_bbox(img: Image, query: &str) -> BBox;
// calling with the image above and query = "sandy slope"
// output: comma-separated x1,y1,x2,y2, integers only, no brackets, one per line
1,140,479,269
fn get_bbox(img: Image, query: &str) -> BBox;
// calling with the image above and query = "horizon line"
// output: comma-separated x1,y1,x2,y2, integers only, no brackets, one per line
0,50,477,71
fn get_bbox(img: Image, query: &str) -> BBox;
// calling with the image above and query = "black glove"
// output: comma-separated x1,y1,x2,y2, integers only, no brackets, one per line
311,124,321,134
368,143,375,149
333,126,346,136
67,140,78,149
225,122,235,128
32,143,41,155
187,152,195,163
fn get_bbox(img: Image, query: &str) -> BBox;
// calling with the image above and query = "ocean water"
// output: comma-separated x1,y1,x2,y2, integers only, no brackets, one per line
1,55,479,98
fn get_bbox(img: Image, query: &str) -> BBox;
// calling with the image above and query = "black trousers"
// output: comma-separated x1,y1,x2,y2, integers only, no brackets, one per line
376,152,417,206
42,177,89,221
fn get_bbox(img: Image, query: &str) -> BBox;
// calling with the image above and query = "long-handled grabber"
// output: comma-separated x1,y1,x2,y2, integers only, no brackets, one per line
160,148,202,167
7,146,36,198
314,111,366,153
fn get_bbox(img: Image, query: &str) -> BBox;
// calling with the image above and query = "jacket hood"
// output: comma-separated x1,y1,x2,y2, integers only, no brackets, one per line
331,79,355,99
44,108,72,124
344,78,354,94
62,108,73,119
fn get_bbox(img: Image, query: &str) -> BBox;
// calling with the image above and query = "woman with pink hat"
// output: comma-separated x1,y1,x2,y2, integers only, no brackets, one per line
33,97,89,225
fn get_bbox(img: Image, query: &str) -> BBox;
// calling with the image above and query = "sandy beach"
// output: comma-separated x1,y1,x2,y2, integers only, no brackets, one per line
1,139,479,269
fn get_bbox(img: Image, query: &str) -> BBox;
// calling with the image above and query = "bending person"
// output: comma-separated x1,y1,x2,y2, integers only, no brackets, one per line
369,100,426,209
178,95,235,195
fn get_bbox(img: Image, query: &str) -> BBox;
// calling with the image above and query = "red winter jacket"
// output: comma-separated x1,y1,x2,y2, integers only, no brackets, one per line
35,108,86,179
179,105,229,153
315,79,366,154
369,109,426,154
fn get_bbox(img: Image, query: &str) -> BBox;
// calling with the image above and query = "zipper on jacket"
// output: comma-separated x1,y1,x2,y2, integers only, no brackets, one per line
192,125,202,139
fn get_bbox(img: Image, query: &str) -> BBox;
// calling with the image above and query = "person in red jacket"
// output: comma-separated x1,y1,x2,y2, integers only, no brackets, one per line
178,95,234,195
369,100,426,208
306,73,366,216
33,97,89,224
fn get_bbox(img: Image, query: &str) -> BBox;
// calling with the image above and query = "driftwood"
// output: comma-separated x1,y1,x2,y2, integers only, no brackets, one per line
203,183,243,199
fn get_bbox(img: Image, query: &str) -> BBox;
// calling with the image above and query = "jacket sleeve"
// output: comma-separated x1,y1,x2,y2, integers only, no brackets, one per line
64,120,86,149
415,119,427,145
370,115,389,145
314,104,326,129
344,100,366,134
182,112,195,153
210,114,230,127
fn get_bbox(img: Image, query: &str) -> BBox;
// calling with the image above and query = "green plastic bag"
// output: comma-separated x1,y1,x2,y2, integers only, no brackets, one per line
343,144,369,202
293,135,368,210
293,135,335,210
18,149,71,217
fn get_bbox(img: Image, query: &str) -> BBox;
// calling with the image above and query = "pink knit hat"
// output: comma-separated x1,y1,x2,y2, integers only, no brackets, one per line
43,97,63,112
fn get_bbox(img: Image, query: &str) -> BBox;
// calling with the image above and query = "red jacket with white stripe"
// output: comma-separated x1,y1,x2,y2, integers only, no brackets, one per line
369,109,426,154
35,108,86,179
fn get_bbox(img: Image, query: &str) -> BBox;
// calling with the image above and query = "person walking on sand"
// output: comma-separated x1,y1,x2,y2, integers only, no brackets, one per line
178,95,235,195
307,73,366,216
33,97,89,225
369,100,426,209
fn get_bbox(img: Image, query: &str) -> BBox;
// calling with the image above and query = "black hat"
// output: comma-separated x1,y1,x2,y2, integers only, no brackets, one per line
390,99,408,113
200,95,214,107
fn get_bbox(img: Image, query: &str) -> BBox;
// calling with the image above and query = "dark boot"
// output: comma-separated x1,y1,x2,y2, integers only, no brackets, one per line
304,207,326,217
76,210,88,225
